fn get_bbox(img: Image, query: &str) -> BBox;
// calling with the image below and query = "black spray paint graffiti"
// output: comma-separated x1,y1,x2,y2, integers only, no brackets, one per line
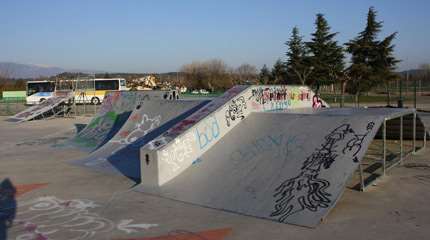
270,122,375,223
225,96,247,127
248,87,288,104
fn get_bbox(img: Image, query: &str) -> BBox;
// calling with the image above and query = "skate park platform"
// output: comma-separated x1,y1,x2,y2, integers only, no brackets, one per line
1,86,430,239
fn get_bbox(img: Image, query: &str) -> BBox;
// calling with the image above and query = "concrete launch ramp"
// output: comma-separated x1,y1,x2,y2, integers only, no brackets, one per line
7,92,74,122
69,90,173,151
73,100,209,179
138,108,426,227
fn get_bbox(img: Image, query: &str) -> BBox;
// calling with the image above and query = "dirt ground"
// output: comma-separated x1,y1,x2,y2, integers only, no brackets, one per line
0,116,429,240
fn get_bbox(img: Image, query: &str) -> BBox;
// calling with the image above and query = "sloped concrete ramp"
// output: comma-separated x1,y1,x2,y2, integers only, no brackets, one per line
140,85,325,187
138,112,387,227
73,100,209,179
138,107,428,227
69,90,172,151
7,93,74,122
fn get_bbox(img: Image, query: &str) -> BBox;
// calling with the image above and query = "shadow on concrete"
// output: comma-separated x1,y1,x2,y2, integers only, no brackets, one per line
74,123,87,134
0,178,17,240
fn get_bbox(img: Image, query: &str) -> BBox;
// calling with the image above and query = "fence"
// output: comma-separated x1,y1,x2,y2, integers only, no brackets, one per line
319,75,430,111
0,97,27,116
0,97,101,117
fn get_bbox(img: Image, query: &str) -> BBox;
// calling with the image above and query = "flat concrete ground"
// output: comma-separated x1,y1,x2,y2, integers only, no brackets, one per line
0,116,430,240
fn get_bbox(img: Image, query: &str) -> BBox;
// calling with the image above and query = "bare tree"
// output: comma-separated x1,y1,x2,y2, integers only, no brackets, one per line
180,59,234,91
0,64,15,92
235,63,258,85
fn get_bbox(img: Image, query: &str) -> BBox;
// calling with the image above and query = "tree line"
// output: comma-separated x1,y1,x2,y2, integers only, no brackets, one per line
260,7,399,104
179,59,258,91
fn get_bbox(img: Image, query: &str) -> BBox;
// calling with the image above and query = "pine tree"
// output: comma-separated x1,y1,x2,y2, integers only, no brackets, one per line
307,14,344,87
271,59,287,84
345,7,384,103
285,27,311,85
374,32,400,105
258,64,272,85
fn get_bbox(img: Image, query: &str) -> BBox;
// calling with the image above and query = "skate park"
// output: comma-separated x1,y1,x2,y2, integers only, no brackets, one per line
2,1,430,238
1,85,430,240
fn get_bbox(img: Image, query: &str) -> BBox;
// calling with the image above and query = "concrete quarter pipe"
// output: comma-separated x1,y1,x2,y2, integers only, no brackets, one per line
70,91,171,151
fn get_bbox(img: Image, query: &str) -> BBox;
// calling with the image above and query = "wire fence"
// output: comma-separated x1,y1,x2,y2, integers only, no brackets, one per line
0,97,101,117
0,97,27,116
320,76,430,111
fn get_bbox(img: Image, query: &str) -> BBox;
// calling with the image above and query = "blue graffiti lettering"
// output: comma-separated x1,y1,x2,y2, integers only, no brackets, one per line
196,116,220,149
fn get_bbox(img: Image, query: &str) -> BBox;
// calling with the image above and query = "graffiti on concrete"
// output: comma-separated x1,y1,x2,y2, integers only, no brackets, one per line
73,91,152,148
249,87,288,105
225,96,247,127
98,92,121,116
12,95,73,121
195,116,220,150
270,122,375,223
161,137,194,172
249,86,311,112
144,86,247,152
166,86,247,138
343,122,375,163
74,112,118,148
122,228,232,240
116,219,158,234
111,114,161,145
147,136,170,150
13,196,158,240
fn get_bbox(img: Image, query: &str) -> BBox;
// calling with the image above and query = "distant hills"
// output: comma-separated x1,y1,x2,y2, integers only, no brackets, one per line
1,61,427,80
0,62,102,79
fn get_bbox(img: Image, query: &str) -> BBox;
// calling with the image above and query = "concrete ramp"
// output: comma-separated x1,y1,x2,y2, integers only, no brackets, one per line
72,100,209,179
138,112,384,227
7,92,74,122
140,85,324,187
138,107,427,227
69,90,173,151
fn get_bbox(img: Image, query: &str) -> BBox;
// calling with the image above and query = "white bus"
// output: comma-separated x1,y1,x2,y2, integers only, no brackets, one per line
74,78,128,104
26,80,56,105
26,78,128,105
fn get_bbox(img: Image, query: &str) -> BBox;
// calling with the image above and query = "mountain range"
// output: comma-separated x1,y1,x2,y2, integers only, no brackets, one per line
0,62,102,79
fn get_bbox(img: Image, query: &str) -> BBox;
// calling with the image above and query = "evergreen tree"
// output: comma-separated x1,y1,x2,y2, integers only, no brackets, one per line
345,7,384,102
285,27,311,85
307,14,344,87
374,32,400,105
258,64,272,84
271,59,287,84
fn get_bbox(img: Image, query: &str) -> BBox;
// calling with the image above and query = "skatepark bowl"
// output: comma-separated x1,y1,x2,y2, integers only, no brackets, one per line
2,86,430,239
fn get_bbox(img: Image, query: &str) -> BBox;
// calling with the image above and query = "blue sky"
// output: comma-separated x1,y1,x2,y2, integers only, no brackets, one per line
1,0,429,72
